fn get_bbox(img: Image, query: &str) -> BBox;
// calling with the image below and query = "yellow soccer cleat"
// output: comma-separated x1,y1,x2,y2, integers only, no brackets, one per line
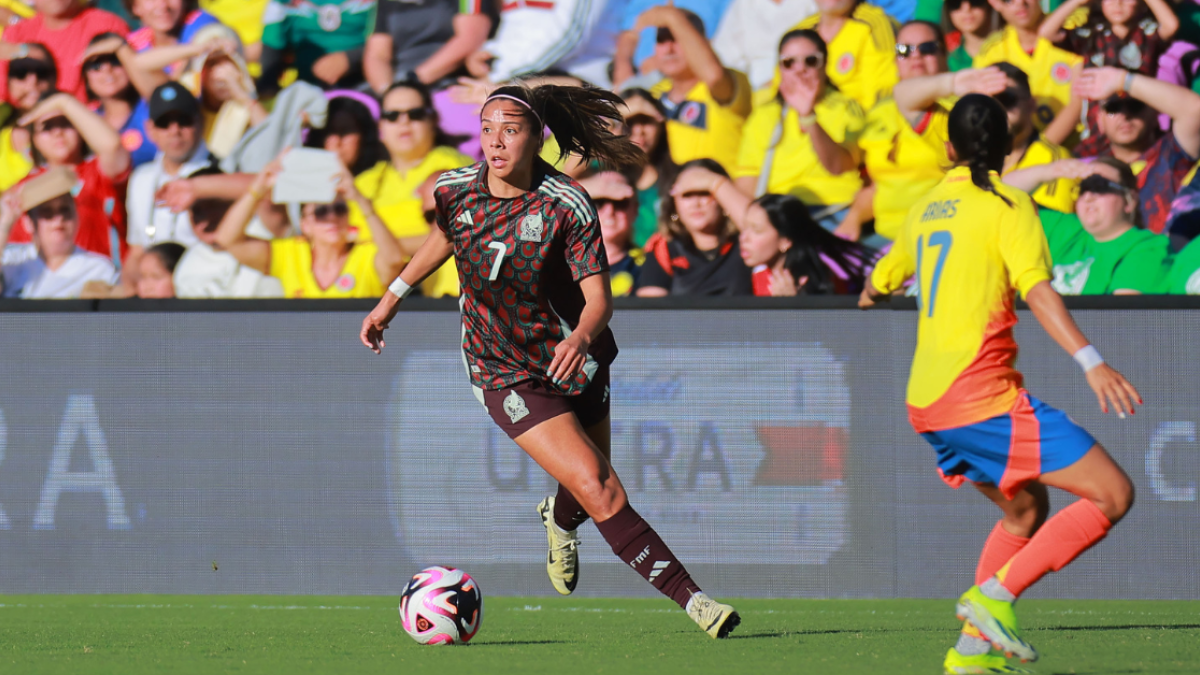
537,496,580,595
944,647,1033,674
956,585,1038,662
685,592,741,639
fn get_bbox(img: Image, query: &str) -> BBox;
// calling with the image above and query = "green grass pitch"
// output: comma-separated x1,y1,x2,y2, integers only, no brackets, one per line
3,596,1198,674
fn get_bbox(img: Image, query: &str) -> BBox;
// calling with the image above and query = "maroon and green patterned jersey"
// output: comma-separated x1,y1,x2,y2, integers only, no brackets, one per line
434,159,618,395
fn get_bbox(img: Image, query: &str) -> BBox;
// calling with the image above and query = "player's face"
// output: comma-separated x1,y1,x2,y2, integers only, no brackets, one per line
949,0,991,35
30,195,78,257
895,23,946,80
136,253,176,298
1076,189,1134,238
479,100,537,182
32,115,82,165
300,200,351,246
989,0,1042,31
739,205,789,268
1101,0,1138,26
131,0,185,33
381,87,435,160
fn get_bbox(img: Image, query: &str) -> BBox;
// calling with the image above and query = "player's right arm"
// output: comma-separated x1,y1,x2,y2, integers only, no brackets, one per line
360,227,455,354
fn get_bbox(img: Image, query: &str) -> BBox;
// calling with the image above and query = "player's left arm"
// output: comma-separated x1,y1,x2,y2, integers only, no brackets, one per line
859,233,915,308
548,272,613,383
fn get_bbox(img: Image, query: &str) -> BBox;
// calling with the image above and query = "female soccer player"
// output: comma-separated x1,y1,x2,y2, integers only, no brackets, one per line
860,94,1141,673
359,83,741,640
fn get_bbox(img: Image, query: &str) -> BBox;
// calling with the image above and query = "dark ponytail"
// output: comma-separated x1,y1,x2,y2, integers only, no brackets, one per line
485,83,645,172
754,194,877,295
948,93,1013,208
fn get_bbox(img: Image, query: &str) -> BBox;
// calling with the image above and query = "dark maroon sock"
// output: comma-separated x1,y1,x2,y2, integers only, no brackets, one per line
553,484,590,531
594,504,700,609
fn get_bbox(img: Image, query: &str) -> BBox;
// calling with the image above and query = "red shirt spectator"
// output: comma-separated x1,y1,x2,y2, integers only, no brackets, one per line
10,158,130,264
1,3,129,102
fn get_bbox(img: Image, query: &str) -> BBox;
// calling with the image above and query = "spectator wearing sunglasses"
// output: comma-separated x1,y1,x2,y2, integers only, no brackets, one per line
642,6,752,173
350,80,470,297
9,90,132,262
81,34,160,169
637,159,753,297
618,88,676,248
973,0,1083,135
579,169,645,297
613,0,733,87
1041,0,1179,158
0,42,54,192
734,30,864,234
215,151,404,299
785,0,899,112
859,21,962,243
123,82,212,292
0,0,129,102
941,0,1001,72
712,0,819,91
0,168,119,299
258,0,373,94
1074,66,1200,241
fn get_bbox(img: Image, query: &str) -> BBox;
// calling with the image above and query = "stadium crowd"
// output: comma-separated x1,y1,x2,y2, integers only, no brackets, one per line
2,0,1200,299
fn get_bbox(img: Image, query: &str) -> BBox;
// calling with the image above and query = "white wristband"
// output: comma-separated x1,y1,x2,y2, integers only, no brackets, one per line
1073,345,1104,372
388,277,414,299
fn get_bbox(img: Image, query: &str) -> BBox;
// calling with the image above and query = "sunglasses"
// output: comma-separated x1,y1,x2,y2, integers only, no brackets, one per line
993,87,1027,109
780,54,824,70
84,54,122,72
30,204,75,221
8,58,53,81
1102,97,1147,116
896,41,941,59
307,202,350,220
594,197,634,211
1079,175,1130,196
381,107,431,123
153,113,197,129
35,116,73,133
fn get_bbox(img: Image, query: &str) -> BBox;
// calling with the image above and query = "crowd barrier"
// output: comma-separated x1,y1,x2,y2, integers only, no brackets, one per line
0,297,1197,599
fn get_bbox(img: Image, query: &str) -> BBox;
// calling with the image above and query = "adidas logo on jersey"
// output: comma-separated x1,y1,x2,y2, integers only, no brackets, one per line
457,212,474,227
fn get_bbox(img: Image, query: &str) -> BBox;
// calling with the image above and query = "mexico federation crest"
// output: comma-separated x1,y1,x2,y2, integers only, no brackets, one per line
518,213,544,242
503,390,530,423
318,5,342,31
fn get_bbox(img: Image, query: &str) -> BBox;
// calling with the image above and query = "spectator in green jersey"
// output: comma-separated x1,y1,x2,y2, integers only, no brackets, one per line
257,0,373,94
1169,235,1200,293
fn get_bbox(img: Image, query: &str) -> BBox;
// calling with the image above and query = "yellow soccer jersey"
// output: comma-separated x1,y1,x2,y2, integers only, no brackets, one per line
0,125,32,192
200,0,271,46
861,96,953,240
269,238,385,299
734,90,865,207
973,27,1083,132
870,167,1052,433
1006,135,1079,214
788,3,899,112
651,69,753,172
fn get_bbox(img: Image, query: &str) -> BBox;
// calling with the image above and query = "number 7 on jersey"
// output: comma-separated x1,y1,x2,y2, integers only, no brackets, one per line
486,241,508,281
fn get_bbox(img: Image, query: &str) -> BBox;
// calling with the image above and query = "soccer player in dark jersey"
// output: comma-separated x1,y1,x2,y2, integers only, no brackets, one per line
360,83,741,639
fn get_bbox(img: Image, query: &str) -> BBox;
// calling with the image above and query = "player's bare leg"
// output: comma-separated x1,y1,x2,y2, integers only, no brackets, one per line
519,413,740,638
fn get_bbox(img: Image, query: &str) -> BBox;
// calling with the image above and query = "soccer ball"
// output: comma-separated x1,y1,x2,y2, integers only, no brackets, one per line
398,565,483,645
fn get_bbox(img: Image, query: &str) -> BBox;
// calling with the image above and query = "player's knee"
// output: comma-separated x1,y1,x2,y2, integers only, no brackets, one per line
571,477,625,520
1096,476,1135,524
1002,489,1048,537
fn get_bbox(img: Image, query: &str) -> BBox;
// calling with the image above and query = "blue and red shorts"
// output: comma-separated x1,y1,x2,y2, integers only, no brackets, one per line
920,390,1096,499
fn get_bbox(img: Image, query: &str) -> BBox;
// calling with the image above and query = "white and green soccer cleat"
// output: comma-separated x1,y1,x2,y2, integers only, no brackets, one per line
956,585,1038,662
537,496,580,595
944,647,1033,674
685,592,741,639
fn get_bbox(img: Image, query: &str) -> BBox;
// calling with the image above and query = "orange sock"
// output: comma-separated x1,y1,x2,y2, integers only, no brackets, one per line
975,520,1031,586
998,500,1111,598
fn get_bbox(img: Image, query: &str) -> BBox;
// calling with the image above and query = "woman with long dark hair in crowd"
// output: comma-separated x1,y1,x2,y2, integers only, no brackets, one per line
81,33,161,168
637,158,753,297
862,93,1140,673
619,88,677,248
359,83,741,639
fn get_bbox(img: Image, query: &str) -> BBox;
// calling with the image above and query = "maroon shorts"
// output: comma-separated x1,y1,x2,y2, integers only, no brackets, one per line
482,365,610,440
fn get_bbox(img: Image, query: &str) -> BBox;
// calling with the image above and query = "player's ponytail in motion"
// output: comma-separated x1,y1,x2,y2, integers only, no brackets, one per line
948,94,1013,208
485,83,645,172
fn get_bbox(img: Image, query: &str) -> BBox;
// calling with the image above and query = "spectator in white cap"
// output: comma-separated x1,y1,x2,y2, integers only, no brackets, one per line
0,167,118,298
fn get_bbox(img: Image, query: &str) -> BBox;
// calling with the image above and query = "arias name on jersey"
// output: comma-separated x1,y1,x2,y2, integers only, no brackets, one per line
434,159,618,396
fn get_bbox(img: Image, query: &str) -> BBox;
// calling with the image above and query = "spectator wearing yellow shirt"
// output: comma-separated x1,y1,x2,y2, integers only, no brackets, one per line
641,5,752,172
734,30,864,233
0,43,51,191
198,0,268,63
973,0,1083,135
994,62,1080,214
352,80,471,297
214,152,404,299
860,22,1007,243
787,0,898,112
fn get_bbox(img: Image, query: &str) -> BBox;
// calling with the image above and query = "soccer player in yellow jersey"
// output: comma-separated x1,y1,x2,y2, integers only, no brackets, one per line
640,5,752,172
861,94,1141,674
973,0,1083,134
788,0,899,111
